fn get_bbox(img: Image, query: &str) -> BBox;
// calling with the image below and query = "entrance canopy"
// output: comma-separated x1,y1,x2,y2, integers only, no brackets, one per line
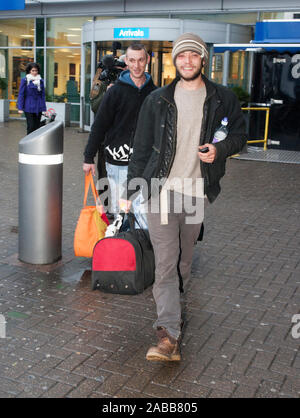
214,20,300,54
82,18,251,45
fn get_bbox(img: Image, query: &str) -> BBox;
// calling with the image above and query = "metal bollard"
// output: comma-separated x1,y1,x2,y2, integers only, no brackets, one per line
0,314,6,338
18,121,64,264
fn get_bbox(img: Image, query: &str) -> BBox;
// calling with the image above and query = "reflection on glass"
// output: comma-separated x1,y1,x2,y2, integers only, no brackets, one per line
228,51,249,90
36,18,45,47
0,19,34,47
211,53,223,84
162,52,176,86
46,48,81,104
175,13,257,25
36,48,44,79
260,11,297,20
4,49,34,117
0,49,8,99
46,16,92,47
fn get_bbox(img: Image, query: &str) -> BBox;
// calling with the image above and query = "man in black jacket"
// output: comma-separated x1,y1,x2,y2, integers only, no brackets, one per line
83,42,156,226
120,33,247,361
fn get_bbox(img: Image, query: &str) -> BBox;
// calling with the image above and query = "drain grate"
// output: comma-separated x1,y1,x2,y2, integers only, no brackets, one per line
232,147,300,164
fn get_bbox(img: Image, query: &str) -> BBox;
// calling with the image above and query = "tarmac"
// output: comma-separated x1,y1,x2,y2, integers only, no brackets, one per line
0,119,299,398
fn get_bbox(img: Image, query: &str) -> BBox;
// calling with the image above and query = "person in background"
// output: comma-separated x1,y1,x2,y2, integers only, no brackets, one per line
83,43,156,228
17,62,46,135
90,54,127,219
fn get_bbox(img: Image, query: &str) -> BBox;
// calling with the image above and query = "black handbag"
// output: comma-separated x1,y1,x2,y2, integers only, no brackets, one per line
91,213,155,295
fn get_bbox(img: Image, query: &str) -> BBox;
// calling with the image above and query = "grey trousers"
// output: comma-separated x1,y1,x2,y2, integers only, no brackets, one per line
146,192,203,340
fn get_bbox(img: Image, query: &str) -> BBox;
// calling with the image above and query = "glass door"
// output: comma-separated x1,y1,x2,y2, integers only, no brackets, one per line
84,42,91,128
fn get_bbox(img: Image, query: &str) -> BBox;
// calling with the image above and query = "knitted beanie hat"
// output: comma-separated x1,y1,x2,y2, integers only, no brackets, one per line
172,33,208,63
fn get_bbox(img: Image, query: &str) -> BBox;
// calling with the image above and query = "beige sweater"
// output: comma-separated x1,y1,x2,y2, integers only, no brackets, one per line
166,82,206,197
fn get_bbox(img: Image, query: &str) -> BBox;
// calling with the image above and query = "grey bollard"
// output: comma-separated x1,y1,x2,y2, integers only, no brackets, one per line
18,121,64,264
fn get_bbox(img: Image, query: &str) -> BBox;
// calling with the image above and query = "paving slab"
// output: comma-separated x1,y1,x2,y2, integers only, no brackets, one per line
0,120,300,398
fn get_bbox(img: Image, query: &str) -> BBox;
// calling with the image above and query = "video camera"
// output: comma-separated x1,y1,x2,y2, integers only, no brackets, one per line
97,54,126,85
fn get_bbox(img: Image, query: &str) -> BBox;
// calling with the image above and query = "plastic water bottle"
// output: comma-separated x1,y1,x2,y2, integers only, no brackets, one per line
212,117,228,143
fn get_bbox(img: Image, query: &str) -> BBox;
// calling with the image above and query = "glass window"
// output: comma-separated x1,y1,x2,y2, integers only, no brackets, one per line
260,11,298,20
4,49,34,117
162,52,176,86
46,48,81,104
46,17,92,47
0,49,8,99
95,15,169,20
36,48,44,79
174,12,258,25
84,43,91,126
211,53,223,85
36,18,45,47
0,19,34,47
228,51,249,91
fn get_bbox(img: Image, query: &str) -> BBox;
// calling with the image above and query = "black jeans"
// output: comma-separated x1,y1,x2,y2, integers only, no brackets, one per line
24,112,42,135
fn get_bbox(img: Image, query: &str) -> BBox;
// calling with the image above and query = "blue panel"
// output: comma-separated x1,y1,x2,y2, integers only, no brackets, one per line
255,21,300,43
214,46,242,53
0,0,24,10
114,27,149,39
214,45,300,53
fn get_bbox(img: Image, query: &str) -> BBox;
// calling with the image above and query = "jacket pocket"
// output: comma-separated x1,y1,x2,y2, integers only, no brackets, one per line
207,159,226,185
142,146,160,182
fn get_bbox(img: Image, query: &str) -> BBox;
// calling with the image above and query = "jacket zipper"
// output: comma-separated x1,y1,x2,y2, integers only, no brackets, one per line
156,96,178,180
199,92,221,189
200,100,210,187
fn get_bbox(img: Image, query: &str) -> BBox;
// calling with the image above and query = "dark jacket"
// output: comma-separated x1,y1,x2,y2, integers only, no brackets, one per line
125,75,247,203
17,77,46,115
84,70,156,166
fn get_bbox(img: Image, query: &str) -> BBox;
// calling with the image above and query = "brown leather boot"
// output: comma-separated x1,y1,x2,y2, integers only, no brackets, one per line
146,327,181,361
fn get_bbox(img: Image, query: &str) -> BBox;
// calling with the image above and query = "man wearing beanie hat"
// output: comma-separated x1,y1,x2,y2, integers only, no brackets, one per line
120,33,247,361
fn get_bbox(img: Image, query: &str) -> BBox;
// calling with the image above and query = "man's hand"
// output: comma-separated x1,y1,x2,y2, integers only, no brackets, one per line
198,143,217,164
18,110,23,114
119,199,131,213
83,163,96,176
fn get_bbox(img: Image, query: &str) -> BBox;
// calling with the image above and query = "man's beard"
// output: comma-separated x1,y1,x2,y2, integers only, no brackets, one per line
176,66,202,81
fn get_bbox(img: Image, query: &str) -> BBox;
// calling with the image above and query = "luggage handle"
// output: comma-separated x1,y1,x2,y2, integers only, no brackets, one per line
127,212,150,243
83,172,104,214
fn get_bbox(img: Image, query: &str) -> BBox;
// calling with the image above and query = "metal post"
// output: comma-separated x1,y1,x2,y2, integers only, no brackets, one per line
222,24,231,87
18,121,64,264
78,95,85,133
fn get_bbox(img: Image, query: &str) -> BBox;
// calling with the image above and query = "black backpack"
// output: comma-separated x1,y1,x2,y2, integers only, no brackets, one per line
91,213,155,295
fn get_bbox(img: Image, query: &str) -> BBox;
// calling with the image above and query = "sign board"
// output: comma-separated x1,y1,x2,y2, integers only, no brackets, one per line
113,28,149,39
0,0,25,10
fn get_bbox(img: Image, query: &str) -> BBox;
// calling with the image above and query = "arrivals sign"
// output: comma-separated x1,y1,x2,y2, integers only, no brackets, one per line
0,0,24,10
114,27,149,39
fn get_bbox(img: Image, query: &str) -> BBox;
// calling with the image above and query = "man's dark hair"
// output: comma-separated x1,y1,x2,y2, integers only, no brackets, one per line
26,62,41,74
126,42,148,58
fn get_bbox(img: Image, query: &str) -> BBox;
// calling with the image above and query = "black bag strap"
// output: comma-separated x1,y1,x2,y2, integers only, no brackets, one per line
127,212,150,243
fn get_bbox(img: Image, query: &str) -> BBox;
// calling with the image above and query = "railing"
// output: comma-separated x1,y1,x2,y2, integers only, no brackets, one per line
242,106,270,151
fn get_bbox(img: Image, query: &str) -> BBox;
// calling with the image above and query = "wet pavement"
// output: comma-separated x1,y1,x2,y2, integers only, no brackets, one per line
0,120,299,398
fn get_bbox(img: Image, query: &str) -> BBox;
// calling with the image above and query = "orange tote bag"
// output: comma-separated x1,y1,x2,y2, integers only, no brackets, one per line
74,172,109,257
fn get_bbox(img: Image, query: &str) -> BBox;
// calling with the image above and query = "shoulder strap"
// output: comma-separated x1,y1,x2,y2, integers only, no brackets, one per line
83,172,98,207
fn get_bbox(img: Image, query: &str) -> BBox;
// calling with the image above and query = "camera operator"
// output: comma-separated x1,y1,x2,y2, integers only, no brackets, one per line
90,54,127,113
83,42,156,228
89,53,127,218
